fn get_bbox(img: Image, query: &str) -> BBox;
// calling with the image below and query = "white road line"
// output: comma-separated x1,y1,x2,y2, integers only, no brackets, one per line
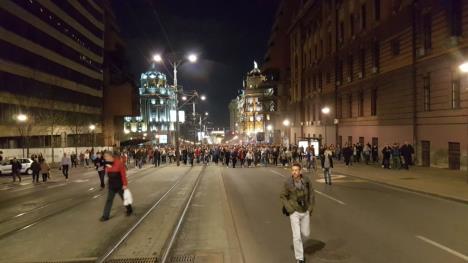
89,187,95,191
270,169,286,178
314,190,346,205
92,194,102,199
416,235,468,261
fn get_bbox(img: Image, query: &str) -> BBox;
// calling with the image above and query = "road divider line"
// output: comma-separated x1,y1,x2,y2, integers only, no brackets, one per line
270,169,286,178
416,235,468,261
314,190,346,205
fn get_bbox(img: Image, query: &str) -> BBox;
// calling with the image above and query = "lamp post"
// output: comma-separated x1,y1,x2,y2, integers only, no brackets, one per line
154,53,198,166
282,119,290,148
89,124,96,151
16,114,28,158
321,106,331,146
458,62,468,181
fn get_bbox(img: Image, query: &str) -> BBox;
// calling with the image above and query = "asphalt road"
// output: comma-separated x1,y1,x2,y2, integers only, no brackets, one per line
0,163,467,263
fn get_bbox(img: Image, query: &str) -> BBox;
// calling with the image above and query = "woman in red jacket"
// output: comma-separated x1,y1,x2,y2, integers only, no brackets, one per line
100,151,133,221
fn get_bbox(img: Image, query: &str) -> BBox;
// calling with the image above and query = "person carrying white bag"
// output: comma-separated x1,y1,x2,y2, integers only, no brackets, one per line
100,151,133,222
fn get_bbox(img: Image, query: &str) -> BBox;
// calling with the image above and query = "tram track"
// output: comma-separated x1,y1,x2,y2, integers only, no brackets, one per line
97,165,207,263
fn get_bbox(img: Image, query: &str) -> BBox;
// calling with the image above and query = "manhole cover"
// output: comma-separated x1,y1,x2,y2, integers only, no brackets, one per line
170,255,195,262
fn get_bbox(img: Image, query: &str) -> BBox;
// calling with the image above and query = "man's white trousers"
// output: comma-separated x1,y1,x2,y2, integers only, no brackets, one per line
290,211,310,260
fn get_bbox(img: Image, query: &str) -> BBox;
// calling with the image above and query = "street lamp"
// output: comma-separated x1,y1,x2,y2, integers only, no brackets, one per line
459,62,468,182
154,52,198,166
89,124,96,151
321,106,331,146
200,95,206,101
282,119,290,127
16,114,29,157
181,96,187,101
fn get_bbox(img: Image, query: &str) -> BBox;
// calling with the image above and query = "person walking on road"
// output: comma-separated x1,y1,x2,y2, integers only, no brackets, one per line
280,163,315,263
11,157,22,182
100,151,133,221
95,153,106,189
31,158,41,183
40,158,50,182
321,148,334,185
61,153,71,181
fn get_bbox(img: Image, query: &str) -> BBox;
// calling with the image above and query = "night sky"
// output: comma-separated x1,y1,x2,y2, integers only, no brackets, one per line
112,0,280,128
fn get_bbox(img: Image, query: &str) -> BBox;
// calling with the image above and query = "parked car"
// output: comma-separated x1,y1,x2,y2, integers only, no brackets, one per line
0,158,33,175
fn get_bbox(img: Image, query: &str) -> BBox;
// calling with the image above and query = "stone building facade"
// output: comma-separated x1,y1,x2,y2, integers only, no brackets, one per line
286,0,467,169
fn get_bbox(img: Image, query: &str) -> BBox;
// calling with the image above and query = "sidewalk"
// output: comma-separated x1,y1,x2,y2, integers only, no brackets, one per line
332,161,468,204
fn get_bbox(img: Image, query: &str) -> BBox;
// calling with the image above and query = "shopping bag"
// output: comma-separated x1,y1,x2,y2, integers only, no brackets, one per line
123,189,133,206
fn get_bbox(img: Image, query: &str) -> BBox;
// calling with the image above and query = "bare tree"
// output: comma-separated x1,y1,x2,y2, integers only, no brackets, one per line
36,110,67,163
67,112,89,155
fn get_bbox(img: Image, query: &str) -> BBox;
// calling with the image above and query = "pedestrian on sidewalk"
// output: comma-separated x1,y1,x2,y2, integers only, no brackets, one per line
363,143,371,165
11,158,22,183
280,163,315,263
343,143,353,166
391,143,401,169
31,158,41,183
321,148,334,185
61,153,71,181
382,145,391,169
40,158,50,182
372,144,379,163
100,151,133,221
400,142,412,170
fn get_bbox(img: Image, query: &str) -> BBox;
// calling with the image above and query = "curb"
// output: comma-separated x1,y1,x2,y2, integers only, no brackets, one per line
335,169,468,205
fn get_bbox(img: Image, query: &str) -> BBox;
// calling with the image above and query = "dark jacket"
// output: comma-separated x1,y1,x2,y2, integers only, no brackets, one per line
320,154,334,168
31,160,41,173
11,160,22,173
105,159,128,191
280,175,315,214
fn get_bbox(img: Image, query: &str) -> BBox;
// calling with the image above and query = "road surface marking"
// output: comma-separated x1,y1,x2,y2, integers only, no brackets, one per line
20,221,39,231
89,187,95,191
14,213,26,218
47,183,67,189
0,186,14,191
314,190,346,205
93,194,102,199
416,235,468,261
73,179,89,183
270,169,286,178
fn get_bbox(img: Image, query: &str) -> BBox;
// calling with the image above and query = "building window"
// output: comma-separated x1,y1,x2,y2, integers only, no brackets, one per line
423,14,432,50
318,72,323,92
348,94,353,118
358,91,364,117
359,48,365,77
361,3,367,30
326,72,331,83
337,59,344,84
450,0,462,36
337,96,343,118
374,0,381,21
313,75,317,90
318,104,322,121
451,78,461,109
327,31,332,54
348,55,354,81
391,39,400,56
312,103,316,121
372,41,380,72
339,21,345,44
371,89,377,116
423,74,431,111
350,13,355,36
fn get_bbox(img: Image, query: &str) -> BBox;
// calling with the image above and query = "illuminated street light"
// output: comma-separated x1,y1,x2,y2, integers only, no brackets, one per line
188,54,198,63
17,114,28,122
282,119,290,127
200,95,206,101
205,112,209,116
153,54,162,63
267,124,273,131
321,106,331,114
459,62,468,73
181,96,187,101
124,129,130,134
89,124,96,131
